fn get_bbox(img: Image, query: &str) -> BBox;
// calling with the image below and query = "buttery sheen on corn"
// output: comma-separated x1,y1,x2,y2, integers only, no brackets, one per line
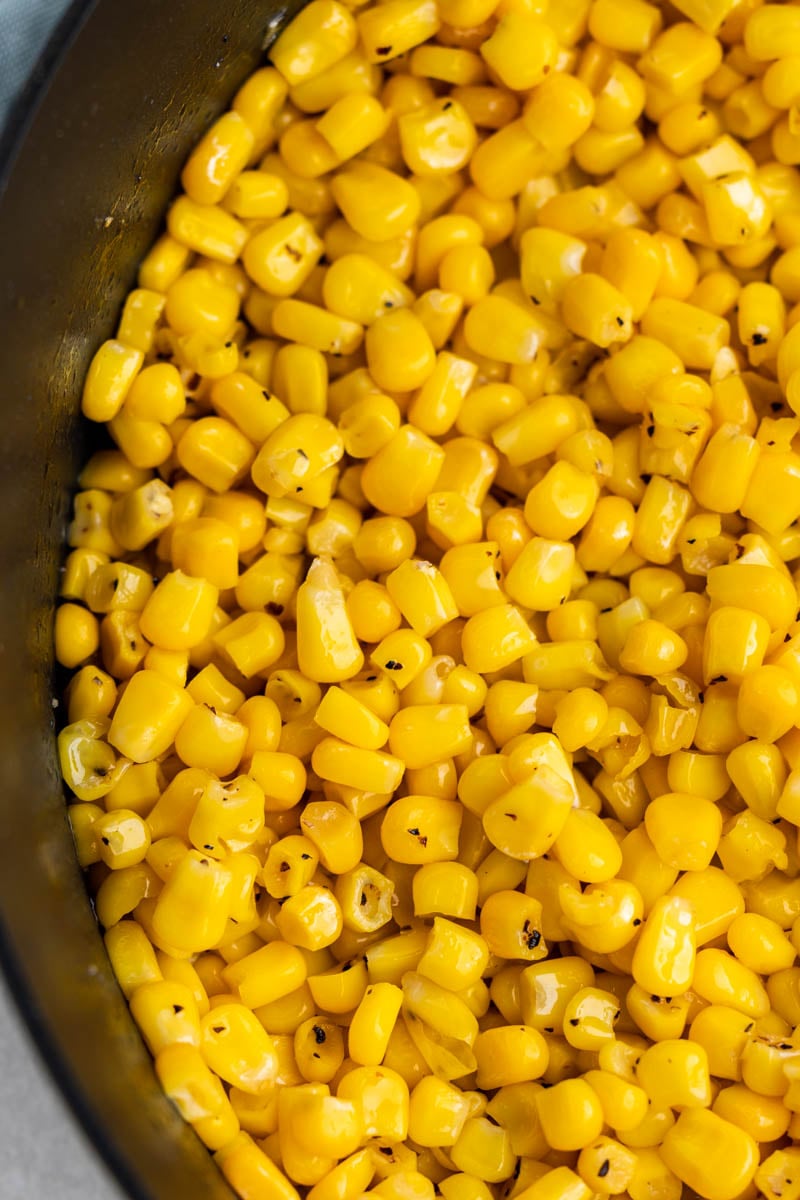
61,1,800,1199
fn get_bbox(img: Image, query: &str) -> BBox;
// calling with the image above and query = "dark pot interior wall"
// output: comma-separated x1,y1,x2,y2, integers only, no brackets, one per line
0,2,303,1196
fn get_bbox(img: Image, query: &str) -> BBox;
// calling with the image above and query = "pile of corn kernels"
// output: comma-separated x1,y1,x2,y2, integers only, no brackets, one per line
55,1,800,1198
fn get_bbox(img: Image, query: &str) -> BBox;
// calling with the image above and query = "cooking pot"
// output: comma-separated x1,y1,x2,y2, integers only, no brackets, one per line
0,2,303,1195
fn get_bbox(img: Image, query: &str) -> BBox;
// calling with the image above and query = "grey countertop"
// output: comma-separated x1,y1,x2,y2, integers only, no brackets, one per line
1,3,128,1196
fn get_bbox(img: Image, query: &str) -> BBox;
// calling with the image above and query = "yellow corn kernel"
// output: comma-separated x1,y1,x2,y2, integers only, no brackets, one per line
536,1077,604,1151
295,557,363,683
82,340,143,423
347,982,403,1067
167,196,247,263
525,463,599,542
632,895,696,997
398,98,477,176
275,884,343,951
332,161,420,242
381,794,462,864
660,1109,758,1200
463,294,542,363
269,0,357,84
242,213,323,299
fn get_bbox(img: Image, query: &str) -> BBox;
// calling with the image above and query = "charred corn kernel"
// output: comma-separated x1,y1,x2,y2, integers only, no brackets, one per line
536,1078,604,1152
560,274,633,349
262,835,318,899
82,340,143,423
626,984,690,1042
370,630,431,692
562,986,622,1050
95,810,151,870
293,1017,345,1085
323,258,412,331
335,862,395,932
187,776,263,858
577,1136,637,1195
130,979,200,1055
209,374,289,446
242,214,322,299
479,889,547,960
632,896,696,997
660,1109,758,1200
381,795,462,864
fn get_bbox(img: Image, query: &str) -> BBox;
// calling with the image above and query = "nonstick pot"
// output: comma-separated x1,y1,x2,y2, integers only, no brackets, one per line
0,3,302,1196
